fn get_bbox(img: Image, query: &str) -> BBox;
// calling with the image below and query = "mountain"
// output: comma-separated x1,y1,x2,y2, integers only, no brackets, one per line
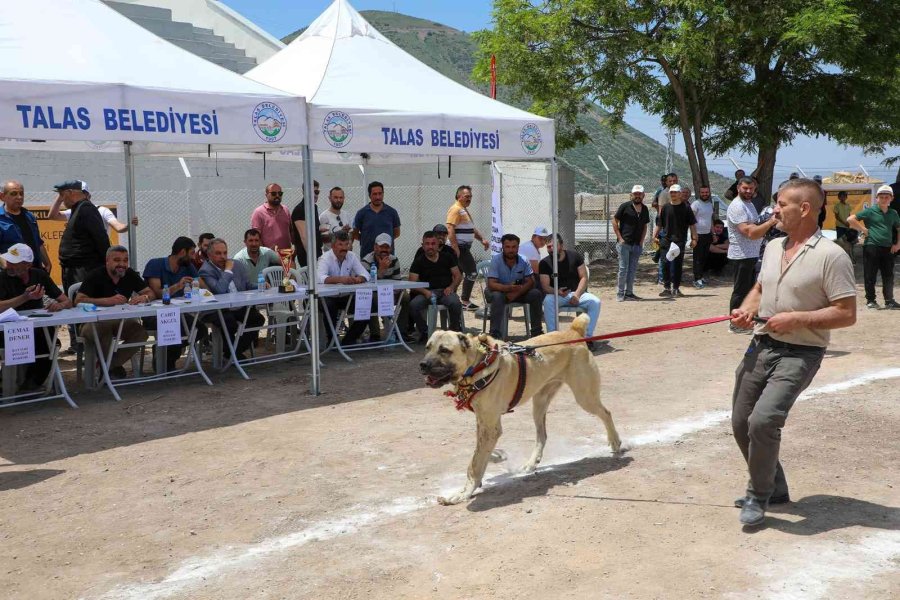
283,11,731,194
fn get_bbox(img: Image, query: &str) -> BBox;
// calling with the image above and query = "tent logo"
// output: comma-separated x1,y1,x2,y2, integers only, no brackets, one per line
520,123,543,155
252,102,287,143
323,111,353,148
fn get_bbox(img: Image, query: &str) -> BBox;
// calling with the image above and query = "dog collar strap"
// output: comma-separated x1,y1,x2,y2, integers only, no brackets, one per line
463,344,499,378
506,353,528,414
444,370,498,412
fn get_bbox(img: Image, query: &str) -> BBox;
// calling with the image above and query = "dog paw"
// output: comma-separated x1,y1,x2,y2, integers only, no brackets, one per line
437,492,471,506
489,449,508,463
520,462,537,474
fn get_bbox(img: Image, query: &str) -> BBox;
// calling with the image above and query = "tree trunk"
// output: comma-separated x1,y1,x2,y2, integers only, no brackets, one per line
692,113,710,189
754,144,778,203
658,60,703,192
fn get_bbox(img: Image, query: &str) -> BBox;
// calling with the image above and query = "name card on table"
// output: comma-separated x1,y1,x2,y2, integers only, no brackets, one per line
377,285,395,317
156,307,182,347
3,321,35,365
353,288,373,321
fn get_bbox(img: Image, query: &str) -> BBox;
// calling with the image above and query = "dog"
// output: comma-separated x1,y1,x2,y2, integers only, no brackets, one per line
420,314,622,505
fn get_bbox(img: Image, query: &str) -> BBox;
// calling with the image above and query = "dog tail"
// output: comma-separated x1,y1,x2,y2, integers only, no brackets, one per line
570,313,590,337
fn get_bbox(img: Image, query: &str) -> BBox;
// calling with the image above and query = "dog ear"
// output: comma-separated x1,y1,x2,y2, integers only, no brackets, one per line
457,333,470,350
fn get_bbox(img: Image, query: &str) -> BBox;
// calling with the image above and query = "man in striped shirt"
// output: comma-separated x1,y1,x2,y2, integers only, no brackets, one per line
446,185,489,311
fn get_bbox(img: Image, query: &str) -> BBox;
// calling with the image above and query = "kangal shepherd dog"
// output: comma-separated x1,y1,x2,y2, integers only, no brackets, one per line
420,314,622,505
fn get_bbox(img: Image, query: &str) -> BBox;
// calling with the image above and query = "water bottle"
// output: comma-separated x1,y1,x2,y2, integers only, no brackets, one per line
162,285,171,305
80,303,97,312
431,293,437,307
369,262,378,282
257,272,266,293
192,278,200,302
183,279,192,302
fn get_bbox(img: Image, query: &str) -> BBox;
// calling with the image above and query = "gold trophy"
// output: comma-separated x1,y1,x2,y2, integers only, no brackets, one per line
275,246,295,293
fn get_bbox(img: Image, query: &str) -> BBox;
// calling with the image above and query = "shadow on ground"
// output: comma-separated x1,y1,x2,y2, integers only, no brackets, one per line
757,494,900,535
0,469,65,491
466,454,634,512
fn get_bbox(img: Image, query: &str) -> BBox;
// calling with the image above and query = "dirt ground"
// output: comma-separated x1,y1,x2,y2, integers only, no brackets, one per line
1,256,898,600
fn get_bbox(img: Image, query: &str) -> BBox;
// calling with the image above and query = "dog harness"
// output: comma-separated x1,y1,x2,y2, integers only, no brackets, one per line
444,344,533,413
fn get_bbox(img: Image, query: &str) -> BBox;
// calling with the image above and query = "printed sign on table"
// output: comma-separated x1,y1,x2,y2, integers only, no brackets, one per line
353,288,373,321
3,321,35,365
156,307,181,347
377,285,395,317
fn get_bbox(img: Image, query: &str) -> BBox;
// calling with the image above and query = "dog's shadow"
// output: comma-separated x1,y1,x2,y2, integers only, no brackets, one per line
466,453,633,512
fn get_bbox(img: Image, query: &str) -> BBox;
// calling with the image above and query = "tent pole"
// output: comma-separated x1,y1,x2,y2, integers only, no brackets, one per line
550,157,559,320
302,146,321,395
123,141,137,269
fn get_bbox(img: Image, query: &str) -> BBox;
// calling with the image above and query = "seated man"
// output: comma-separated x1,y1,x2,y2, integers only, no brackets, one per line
317,230,373,346
234,228,280,284
199,238,265,360
539,235,601,349
707,219,730,275
486,233,543,339
408,231,463,342
142,236,201,371
361,232,410,340
75,245,151,379
0,244,71,391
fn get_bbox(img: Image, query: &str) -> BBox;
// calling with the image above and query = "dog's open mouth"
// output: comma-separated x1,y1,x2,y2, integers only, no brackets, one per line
424,372,454,388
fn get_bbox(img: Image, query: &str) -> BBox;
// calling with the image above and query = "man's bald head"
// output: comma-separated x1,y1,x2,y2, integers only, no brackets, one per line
1,180,23,194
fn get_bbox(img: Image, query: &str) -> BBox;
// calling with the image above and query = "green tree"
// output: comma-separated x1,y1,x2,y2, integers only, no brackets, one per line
475,0,900,199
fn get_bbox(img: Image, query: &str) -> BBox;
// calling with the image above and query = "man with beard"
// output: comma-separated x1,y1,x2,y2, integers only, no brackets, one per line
317,230,374,346
727,177,778,332
57,180,110,299
319,186,352,252
143,236,203,371
352,181,401,257
691,185,715,288
654,184,697,297
251,182,292,251
233,228,280,284
292,179,323,268
730,178,855,527
362,232,410,340
75,246,151,379
612,184,651,301
408,231,463,342
486,233,543,339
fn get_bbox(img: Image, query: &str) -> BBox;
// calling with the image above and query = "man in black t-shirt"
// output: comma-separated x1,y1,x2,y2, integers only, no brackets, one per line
408,231,463,342
707,220,730,275
653,184,697,297
538,236,601,346
612,185,651,301
0,243,71,390
291,180,323,268
75,246,151,378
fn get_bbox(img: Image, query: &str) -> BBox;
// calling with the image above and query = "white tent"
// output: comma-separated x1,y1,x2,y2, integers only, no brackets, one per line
245,0,554,163
0,0,307,153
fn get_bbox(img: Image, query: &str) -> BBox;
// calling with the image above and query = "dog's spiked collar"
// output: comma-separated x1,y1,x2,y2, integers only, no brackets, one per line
445,342,536,413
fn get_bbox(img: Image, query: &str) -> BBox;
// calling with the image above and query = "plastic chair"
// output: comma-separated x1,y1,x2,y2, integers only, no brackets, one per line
263,266,308,352
476,260,531,339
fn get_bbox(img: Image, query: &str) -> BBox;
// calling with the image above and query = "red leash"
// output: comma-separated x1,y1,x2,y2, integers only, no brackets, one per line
526,314,734,349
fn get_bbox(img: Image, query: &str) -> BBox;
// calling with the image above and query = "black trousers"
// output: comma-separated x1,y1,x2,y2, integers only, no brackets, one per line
204,307,264,356
661,240,686,290
730,258,759,311
321,294,378,344
457,243,477,302
693,233,712,281
863,245,895,303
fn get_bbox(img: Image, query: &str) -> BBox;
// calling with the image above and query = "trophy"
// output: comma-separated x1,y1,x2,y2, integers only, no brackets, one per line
275,246,295,293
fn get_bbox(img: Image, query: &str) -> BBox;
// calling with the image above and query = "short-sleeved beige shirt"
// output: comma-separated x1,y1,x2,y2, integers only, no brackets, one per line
754,231,856,347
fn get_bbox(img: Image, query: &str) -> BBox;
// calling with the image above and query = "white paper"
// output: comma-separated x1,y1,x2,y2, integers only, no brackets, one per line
0,308,27,323
156,307,181,347
377,285,394,317
353,288,373,321
4,321,35,365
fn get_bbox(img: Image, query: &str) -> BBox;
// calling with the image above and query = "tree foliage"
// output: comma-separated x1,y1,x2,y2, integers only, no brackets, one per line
474,0,900,197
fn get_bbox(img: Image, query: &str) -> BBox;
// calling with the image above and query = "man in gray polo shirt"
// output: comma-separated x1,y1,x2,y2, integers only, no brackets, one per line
730,178,856,527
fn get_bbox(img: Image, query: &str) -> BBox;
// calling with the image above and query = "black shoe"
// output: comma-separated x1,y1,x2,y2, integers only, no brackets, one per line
674,288,685,297
659,289,672,297
109,366,127,379
530,330,544,338
739,497,767,526
734,493,790,509
884,300,900,310
866,301,880,310
586,341,596,351
462,302,480,311
624,293,642,301
489,330,502,339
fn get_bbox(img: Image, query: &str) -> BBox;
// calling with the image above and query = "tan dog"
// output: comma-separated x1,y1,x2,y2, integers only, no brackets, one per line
420,314,622,505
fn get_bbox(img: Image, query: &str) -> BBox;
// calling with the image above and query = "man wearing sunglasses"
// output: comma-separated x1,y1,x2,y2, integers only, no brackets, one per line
251,182,292,252
292,180,323,268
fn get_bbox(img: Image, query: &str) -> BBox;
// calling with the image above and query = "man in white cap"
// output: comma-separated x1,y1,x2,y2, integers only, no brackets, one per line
612,185,650,301
653,183,697,297
848,184,900,309
518,226,551,278
362,232,410,340
0,243,72,391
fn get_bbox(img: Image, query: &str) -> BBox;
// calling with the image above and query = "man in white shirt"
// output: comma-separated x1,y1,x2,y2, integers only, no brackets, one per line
691,185,714,288
518,226,550,276
316,230,372,345
318,186,352,251
48,183,137,236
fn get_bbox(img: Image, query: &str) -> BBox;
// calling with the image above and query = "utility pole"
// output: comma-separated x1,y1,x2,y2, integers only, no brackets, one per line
664,128,676,174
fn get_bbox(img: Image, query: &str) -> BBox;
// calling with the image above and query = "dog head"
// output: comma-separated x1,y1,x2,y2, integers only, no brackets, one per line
419,330,482,388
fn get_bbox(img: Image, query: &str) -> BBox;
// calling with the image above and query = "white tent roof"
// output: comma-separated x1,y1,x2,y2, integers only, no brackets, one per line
0,0,307,153
246,0,554,163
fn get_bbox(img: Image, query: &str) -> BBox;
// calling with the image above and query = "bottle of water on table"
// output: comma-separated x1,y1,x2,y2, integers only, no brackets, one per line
183,278,192,301
369,262,378,282
162,284,171,305
258,272,266,293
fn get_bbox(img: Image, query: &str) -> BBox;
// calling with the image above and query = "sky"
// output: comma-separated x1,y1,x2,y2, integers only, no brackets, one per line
222,0,899,184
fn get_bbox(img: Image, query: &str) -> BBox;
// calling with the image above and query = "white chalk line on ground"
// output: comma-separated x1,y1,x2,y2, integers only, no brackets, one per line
725,531,900,600
93,368,900,600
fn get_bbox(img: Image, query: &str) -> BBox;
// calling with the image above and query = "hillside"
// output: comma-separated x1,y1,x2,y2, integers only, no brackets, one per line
283,11,731,194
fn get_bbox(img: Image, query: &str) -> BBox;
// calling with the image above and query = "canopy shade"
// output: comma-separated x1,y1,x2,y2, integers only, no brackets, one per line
246,0,555,162
0,0,307,152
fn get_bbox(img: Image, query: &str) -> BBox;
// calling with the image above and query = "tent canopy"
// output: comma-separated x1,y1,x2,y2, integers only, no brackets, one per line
246,0,555,162
0,0,307,153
